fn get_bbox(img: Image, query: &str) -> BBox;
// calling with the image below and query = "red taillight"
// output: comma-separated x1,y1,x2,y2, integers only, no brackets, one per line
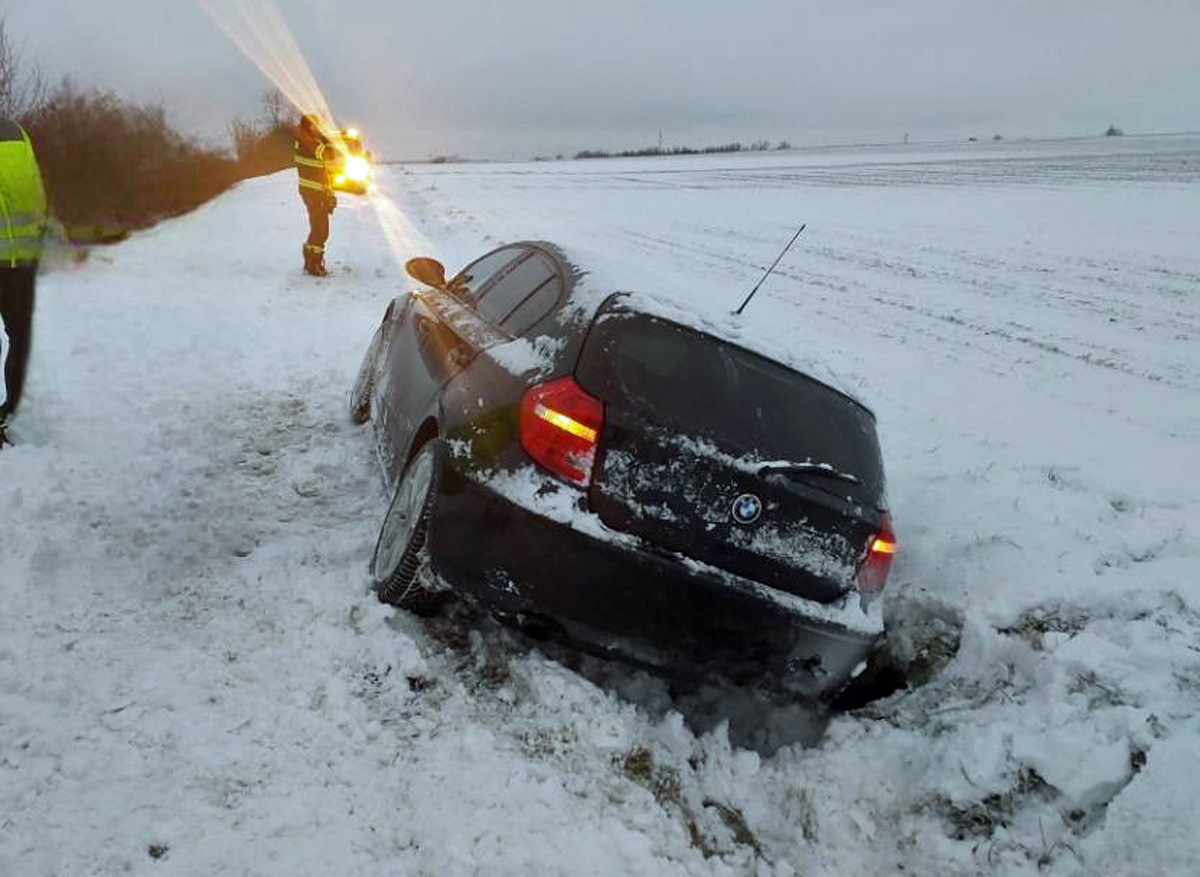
519,376,604,487
856,511,896,594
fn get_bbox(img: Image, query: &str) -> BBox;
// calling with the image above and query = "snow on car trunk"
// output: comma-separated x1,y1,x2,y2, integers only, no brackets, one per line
3,136,1200,875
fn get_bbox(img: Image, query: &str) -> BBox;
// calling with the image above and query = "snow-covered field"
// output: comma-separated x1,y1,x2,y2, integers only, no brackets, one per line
2,135,1198,875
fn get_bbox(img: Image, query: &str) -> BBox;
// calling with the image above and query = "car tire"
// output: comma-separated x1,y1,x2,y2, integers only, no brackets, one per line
349,324,385,425
371,440,444,613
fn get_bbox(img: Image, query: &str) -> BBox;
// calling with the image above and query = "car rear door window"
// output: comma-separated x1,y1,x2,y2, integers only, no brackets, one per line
500,276,562,336
476,249,556,328
450,246,527,302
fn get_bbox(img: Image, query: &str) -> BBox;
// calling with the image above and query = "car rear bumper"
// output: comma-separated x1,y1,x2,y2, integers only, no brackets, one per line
428,464,882,699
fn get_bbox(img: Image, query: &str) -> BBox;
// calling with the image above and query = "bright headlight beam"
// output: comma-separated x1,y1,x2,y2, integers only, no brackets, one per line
198,0,342,151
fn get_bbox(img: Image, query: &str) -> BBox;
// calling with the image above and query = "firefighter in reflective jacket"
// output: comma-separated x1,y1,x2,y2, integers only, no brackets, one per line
294,114,337,277
0,118,47,441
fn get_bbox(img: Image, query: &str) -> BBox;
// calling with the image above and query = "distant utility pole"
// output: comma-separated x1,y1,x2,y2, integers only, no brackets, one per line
658,129,663,152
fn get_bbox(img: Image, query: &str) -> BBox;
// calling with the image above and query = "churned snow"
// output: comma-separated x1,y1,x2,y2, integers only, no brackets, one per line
2,134,1199,875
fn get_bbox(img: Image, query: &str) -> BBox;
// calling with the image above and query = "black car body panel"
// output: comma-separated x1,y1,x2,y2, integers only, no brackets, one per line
361,241,890,697
576,305,887,606
427,462,878,697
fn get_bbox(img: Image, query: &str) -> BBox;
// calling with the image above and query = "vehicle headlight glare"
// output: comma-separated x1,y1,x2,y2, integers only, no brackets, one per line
345,157,370,181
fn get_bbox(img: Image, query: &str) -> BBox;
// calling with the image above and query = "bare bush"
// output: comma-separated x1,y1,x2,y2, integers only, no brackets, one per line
22,79,238,237
229,89,295,179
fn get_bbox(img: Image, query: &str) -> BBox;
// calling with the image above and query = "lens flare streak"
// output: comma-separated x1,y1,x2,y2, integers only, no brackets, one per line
199,0,338,142
369,185,437,268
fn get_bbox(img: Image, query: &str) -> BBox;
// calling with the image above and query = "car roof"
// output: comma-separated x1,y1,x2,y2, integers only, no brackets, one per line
495,240,873,410
595,292,875,416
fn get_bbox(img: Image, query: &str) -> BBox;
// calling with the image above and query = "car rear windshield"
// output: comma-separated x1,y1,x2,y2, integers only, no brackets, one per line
577,310,886,506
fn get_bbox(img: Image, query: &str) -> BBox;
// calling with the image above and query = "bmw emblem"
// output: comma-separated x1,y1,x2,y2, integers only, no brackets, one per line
731,494,763,526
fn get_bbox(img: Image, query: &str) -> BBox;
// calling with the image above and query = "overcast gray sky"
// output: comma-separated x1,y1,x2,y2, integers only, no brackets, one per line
4,0,1199,159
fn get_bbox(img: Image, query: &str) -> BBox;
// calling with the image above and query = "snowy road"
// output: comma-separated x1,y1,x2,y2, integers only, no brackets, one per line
2,136,1199,875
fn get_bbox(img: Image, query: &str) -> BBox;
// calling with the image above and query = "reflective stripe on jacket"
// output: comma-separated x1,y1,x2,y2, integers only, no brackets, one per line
0,119,47,266
294,134,333,194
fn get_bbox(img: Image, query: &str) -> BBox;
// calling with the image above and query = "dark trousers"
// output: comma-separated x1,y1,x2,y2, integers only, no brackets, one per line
0,264,36,419
301,189,330,254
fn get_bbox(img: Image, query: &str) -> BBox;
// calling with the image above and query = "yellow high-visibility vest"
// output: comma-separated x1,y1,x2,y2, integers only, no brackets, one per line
0,119,47,266
294,137,333,194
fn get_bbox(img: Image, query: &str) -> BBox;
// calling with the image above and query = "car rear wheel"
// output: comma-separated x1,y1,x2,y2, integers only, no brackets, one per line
371,440,444,612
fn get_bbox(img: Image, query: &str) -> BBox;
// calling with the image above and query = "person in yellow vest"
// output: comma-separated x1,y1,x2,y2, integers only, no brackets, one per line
293,114,338,277
0,118,47,443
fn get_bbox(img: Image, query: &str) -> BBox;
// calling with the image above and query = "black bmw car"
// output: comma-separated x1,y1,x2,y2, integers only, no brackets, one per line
350,241,896,699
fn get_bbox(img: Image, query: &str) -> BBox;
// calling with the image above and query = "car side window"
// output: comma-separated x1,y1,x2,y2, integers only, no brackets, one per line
501,276,563,337
449,246,526,302
476,250,556,329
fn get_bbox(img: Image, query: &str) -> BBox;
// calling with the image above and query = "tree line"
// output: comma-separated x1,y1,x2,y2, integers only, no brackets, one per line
573,140,791,160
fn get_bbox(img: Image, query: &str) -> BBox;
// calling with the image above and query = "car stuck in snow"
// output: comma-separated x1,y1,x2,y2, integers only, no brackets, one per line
350,241,895,699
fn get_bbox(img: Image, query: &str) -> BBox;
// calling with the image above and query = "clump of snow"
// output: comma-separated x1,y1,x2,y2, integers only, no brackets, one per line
486,464,639,549
483,332,564,377
1079,722,1200,874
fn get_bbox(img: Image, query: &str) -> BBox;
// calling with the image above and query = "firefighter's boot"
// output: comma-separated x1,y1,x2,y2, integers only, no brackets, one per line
303,245,327,277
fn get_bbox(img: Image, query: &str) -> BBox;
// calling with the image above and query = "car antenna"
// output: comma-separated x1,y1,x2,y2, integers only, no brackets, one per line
733,223,807,316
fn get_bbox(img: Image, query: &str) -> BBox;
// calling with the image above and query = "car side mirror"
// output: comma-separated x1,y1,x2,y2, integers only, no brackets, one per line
406,257,447,290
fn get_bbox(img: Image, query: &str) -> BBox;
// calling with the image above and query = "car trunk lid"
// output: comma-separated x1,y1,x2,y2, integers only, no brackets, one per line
575,307,887,603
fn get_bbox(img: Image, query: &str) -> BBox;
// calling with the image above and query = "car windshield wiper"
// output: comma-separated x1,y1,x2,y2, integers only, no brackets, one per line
757,461,860,485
